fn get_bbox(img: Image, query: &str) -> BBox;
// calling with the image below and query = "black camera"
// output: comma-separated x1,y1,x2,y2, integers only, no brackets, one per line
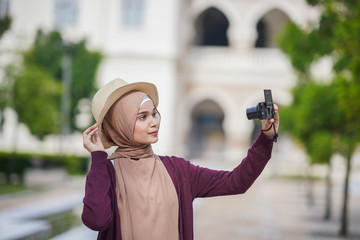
246,89,275,120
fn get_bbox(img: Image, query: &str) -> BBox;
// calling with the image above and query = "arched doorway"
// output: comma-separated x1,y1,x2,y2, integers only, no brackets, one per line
255,8,290,48
194,7,229,46
187,100,225,160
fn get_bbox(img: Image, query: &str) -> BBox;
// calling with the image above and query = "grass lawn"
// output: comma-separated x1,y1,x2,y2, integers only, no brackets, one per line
0,183,28,194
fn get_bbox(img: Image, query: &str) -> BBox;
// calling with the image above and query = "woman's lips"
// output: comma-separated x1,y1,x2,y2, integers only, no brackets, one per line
149,130,158,136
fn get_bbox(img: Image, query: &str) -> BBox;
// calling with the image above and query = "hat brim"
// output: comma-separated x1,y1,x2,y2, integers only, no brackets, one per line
95,81,158,149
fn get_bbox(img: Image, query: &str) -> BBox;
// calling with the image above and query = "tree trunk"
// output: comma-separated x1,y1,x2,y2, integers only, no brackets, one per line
306,164,314,207
6,122,19,183
339,156,351,236
324,162,332,220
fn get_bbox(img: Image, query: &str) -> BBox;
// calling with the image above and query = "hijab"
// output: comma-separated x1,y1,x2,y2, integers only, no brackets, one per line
102,91,179,240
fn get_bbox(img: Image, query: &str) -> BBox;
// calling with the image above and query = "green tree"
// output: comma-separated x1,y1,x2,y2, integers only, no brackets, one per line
278,0,360,236
3,29,102,183
13,64,62,138
0,15,12,130
280,82,343,217
0,15,11,38
24,30,102,131
12,29,102,136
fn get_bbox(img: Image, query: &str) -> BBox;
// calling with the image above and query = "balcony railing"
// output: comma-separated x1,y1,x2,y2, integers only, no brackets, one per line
187,47,291,70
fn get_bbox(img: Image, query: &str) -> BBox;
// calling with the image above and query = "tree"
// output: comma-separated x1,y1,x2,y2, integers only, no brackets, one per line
24,30,102,132
280,82,343,216
3,29,102,183
0,15,12,131
0,15,11,39
13,64,62,138
278,0,360,236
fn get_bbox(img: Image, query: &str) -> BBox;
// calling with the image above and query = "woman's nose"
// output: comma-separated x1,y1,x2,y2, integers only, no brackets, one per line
151,115,159,126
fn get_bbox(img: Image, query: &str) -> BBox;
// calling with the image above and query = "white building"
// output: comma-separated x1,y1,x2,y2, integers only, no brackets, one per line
0,0,181,157
1,0,340,176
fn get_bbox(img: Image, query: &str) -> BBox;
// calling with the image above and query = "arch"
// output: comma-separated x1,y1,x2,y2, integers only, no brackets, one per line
247,0,304,27
185,86,238,134
244,0,305,45
188,99,225,159
190,0,239,47
183,86,239,158
190,0,238,25
255,8,291,48
255,19,267,48
194,7,229,46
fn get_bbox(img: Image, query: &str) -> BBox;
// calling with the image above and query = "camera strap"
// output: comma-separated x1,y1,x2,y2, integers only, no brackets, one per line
261,122,278,142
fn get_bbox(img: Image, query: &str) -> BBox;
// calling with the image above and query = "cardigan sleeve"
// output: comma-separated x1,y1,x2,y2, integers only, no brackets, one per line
81,151,114,231
188,132,274,198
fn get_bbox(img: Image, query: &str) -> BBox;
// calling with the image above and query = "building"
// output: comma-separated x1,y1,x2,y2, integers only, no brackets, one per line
1,0,337,176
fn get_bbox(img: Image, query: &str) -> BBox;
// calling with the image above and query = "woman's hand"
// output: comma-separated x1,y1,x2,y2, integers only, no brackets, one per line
83,123,105,153
260,104,279,139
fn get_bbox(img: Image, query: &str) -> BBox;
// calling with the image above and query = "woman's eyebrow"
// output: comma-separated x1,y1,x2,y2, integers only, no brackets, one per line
137,107,156,115
137,111,147,115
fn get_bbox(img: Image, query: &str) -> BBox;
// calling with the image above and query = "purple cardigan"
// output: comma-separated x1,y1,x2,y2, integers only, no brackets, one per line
82,132,274,240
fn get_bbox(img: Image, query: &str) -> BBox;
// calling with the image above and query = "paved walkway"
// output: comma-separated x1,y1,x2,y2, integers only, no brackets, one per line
193,177,360,240
0,177,97,240
1,164,359,240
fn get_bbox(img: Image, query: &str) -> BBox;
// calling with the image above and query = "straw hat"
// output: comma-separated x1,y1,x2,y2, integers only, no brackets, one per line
91,78,159,149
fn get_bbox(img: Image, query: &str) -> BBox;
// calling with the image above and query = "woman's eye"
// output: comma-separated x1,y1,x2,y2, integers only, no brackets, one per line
139,115,146,120
152,112,158,117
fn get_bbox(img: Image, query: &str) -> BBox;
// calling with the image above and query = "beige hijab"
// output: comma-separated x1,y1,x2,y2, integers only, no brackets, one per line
103,91,179,240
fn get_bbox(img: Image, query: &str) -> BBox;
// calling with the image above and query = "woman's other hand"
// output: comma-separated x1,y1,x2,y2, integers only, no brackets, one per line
260,104,279,139
83,123,105,152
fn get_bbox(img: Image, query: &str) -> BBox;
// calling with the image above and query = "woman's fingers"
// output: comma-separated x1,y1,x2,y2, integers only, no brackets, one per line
82,123,106,152
84,123,95,131
89,127,98,136
83,124,99,148
83,124,98,136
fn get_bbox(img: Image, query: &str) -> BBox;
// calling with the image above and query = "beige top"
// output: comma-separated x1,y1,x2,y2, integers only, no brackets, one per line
103,91,179,240
114,156,179,240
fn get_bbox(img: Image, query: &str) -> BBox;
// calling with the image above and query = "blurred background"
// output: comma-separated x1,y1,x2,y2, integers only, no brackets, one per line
0,0,359,239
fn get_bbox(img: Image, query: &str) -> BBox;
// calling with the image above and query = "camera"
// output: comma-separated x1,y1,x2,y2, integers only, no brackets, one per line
246,89,275,120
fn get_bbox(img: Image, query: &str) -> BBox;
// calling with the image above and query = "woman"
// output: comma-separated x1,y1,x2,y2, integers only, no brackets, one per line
82,78,279,240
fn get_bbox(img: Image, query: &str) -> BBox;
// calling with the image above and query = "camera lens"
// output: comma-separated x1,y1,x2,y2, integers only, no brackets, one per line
246,107,259,120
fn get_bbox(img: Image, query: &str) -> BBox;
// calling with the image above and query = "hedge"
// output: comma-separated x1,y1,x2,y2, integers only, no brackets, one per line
0,152,89,181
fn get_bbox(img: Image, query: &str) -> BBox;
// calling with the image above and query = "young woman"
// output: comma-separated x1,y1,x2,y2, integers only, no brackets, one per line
82,78,279,240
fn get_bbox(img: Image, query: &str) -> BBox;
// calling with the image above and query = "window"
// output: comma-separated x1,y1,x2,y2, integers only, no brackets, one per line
0,0,10,18
121,0,145,27
255,9,290,48
55,0,79,27
194,7,229,46
188,100,225,159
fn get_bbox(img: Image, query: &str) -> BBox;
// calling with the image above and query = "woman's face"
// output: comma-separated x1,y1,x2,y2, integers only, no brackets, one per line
133,100,161,145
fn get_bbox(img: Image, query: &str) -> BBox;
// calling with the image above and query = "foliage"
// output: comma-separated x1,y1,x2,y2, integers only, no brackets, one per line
1,28,101,184
334,76,360,138
0,15,13,130
279,82,343,164
70,40,102,126
13,64,62,138
278,0,360,155
309,131,333,164
0,64,17,131
24,31,64,79
277,22,331,76
0,15,11,39
2,29,102,139
22,30,102,133
278,0,360,235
